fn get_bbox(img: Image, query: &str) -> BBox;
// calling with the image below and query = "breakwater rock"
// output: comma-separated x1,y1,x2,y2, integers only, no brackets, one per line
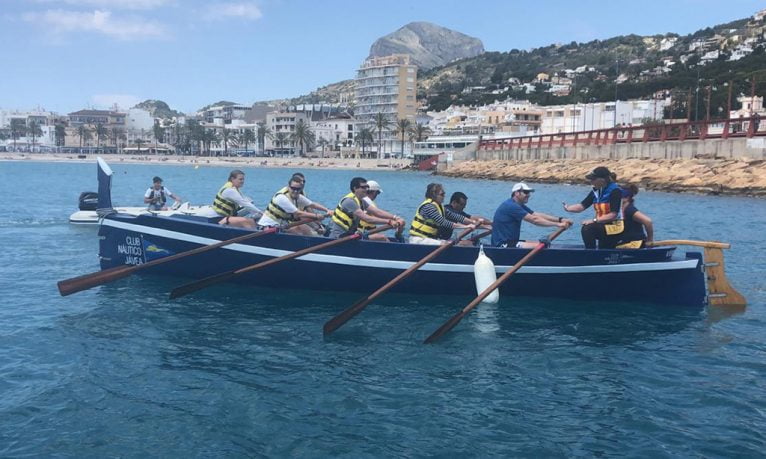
437,159,766,197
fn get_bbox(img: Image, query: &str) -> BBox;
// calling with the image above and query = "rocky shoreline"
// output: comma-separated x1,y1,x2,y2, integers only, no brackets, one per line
437,159,766,197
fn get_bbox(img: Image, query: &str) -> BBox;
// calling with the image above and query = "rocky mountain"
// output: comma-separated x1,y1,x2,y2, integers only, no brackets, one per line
369,22,484,70
132,99,183,118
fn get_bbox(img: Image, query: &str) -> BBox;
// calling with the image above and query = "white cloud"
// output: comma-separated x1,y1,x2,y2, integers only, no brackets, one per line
23,9,168,40
91,94,142,110
31,0,172,10
206,2,263,20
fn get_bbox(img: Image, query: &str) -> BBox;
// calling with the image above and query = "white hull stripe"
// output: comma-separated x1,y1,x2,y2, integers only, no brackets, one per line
103,219,700,274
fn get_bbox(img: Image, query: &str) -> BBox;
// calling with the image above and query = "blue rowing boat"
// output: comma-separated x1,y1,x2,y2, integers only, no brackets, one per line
84,158,737,308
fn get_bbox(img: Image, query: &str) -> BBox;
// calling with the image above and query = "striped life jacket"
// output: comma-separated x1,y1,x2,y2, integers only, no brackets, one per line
409,199,443,238
331,192,366,232
264,187,299,222
593,181,624,235
212,182,242,217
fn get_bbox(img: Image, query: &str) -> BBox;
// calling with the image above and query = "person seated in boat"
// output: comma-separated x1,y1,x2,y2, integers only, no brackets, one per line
491,182,572,249
144,176,182,211
361,180,406,240
409,183,483,246
210,169,264,229
326,177,404,241
562,166,624,249
257,176,332,236
615,184,654,249
439,191,491,240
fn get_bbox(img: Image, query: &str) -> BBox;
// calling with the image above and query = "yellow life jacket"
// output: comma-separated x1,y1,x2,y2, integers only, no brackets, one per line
331,192,365,231
212,182,242,217
264,187,299,222
409,198,443,238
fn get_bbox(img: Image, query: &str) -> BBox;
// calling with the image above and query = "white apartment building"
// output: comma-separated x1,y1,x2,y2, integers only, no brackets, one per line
201,104,250,126
540,99,668,134
264,111,310,153
0,108,59,150
354,54,417,152
312,117,354,150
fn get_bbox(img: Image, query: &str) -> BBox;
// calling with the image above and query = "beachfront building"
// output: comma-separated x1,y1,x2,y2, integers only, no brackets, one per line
427,100,543,137
540,99,668,134
354,54,417,157
264,111,311,155
201,104,250,125
63,109,128,152
0,108,59,151
312,115,354,154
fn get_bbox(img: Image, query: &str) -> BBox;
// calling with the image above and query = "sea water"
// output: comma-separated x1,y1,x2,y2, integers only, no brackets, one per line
0,160,764,456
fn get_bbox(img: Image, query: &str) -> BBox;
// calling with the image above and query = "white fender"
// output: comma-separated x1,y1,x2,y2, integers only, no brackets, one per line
474,245,499,304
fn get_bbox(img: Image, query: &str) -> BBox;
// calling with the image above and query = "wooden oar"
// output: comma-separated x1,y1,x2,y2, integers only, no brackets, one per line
323,225,477,335
424,226,568,344
57,215,328,296
470,229,492,242
169,225,394,300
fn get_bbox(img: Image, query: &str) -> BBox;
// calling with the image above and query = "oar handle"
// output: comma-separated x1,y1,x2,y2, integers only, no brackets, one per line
648,240,731,249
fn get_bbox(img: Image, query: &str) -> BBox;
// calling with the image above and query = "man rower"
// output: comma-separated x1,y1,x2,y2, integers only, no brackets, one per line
360,180,406,240
257,175,332,236
439,191,490,239
491,182,572,248
326,177,404,241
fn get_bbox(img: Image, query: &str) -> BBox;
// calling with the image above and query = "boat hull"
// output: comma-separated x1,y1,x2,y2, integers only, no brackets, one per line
97,213,708,307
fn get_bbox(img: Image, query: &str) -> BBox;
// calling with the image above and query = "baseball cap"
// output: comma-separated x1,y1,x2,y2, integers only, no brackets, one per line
586,166,611,180
367,180,382,193
153,176,163,183
511,182,534,193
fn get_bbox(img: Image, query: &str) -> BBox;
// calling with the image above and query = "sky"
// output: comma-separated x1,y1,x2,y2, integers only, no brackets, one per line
1,0,764,114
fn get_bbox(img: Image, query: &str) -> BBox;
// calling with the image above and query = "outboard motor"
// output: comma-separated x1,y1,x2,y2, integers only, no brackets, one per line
78,191,99,211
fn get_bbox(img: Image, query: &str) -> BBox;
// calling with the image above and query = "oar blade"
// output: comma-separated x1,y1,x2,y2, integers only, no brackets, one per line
169,271,236,299
423,310,466,344
323,298,367,335
57,264,135,296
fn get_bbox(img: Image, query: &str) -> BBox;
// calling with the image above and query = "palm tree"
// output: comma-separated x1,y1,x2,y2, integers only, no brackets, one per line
10,119,26,151
220,128,235,156
291,119,314,156
95,123,108,151
55,123,67,148
372,112,392,159
135,138,146,155
241,128,256,154
186,120,204,155
317,137,330,158
394,118,413,159
412,122,431,142
27,121,43,152
76,125,92,151
201,128,220,156
110,127,125,152
274,132,289,155
152,123,165,155
256,122,272,154
355,127,374,158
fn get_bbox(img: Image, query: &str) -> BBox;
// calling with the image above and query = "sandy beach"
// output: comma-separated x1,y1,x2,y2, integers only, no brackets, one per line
438,158,766,197
0,152,410,171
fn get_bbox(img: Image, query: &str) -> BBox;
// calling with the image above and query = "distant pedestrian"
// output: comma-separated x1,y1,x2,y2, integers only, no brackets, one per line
144,176,182,211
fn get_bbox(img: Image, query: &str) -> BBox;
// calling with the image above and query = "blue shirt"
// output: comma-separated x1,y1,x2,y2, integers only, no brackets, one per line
491,198,533,246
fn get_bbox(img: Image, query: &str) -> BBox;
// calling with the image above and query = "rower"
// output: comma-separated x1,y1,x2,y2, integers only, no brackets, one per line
326,177,404,241
492,182,572,248
209,169,263,229
615,184,654,249
257,175,332,236
440,191,490,239
361,180,406,240
409,183,481,246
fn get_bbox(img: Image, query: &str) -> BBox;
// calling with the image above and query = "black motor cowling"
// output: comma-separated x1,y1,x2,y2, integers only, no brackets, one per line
78,191,99,211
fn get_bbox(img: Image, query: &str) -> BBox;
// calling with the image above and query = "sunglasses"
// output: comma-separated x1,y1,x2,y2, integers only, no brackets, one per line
289,186,303,192
358,185,369,189
521,190,531,195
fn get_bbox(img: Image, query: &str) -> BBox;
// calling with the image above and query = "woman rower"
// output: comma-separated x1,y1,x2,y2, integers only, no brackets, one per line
615,184,654,249
409,183,483,245
209,169,264,229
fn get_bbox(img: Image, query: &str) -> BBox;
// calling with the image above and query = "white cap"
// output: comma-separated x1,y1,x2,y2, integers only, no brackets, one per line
511,182,534,193
367,180,382,193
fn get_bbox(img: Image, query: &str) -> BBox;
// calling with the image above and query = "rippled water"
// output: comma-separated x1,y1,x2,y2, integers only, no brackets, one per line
1,160,765,456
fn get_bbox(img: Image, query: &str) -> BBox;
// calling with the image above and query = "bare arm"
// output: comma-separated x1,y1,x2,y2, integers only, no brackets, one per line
633,211,654,242
563,203,585,213
524,213,570,228
353,208,391,226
